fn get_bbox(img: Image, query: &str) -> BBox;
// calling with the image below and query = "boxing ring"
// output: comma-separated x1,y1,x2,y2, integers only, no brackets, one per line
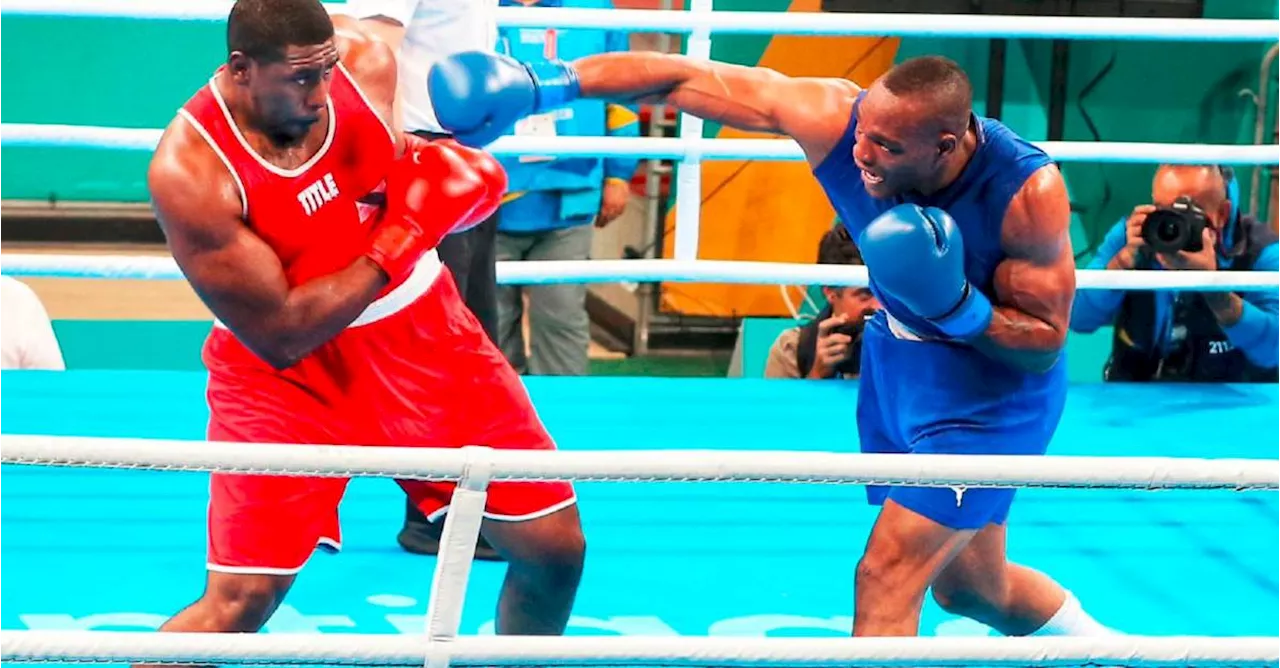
2,1,1279,666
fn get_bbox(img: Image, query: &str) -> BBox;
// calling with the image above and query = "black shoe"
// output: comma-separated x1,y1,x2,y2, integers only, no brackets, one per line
397,499,504,561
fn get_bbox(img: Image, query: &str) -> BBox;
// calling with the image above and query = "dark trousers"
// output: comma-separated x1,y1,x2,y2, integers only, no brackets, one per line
413,129,500,343
437,212,500,342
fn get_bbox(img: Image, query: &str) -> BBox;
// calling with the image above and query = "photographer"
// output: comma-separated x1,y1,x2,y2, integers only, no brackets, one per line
1070,164,1279,382
765,226,879,380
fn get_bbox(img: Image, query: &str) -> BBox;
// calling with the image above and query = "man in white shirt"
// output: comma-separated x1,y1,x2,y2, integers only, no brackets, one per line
338,0,497,136
1,276,66,370
337,0,504,561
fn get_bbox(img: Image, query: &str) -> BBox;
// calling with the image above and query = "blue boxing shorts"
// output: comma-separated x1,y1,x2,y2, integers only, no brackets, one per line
855,313,1068,530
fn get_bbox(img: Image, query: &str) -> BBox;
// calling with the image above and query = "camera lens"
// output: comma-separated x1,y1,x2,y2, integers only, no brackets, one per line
1142,209,1191,254
1156,217,1183,242
1141,199,1208,255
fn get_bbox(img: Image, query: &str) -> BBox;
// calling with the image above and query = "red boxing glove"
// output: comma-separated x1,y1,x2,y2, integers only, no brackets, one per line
365,138,490,284
436,139,507,230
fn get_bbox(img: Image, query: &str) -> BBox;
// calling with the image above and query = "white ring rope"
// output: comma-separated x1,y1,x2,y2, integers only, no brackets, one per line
3,254,1278,291
2,435,1276,490
3,124,1276,165
498,7,1280,41
2,631,1277,667
1,0,1277,42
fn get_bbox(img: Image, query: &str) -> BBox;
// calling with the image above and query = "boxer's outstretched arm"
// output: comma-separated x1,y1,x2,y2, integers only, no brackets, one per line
572,53,858,165
971,165,1075,373
149,140,387,371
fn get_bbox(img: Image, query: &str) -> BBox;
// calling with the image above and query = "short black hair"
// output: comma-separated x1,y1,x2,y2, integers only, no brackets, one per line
880,56,972,134
227,0,334,61
817,224,868,293
817,225,863,266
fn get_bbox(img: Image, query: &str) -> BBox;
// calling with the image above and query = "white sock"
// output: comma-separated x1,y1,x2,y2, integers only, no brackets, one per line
1031,590,1119,636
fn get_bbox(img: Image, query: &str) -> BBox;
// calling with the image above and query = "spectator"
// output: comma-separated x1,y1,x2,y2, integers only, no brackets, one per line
1,276,65,370
1070,164,1279,382
493,0,639,376
338,0,504,560
765,226,878,380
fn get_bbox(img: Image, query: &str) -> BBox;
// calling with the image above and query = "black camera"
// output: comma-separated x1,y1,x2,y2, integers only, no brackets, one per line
829,318,865,377
1141,197,1208,254
830,320,864,340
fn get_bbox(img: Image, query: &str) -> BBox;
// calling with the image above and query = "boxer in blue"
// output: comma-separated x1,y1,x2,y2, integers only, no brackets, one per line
425,51,1119,637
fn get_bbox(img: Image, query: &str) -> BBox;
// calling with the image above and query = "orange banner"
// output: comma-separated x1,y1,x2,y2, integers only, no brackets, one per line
659,0,898,317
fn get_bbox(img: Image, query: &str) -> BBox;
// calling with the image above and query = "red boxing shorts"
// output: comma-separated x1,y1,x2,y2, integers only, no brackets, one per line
200,259,576,574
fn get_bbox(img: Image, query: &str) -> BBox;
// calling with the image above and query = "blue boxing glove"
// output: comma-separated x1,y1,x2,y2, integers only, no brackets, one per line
857,204,993,341
427,51,581,148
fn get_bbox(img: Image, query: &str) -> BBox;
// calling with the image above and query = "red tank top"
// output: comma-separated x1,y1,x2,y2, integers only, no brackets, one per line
179,64,396,288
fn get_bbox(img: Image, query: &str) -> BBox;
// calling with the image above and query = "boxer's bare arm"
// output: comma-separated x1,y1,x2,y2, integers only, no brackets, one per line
572,53,859,167
148,31,404,371
971,164,1075,373
149,130,388,371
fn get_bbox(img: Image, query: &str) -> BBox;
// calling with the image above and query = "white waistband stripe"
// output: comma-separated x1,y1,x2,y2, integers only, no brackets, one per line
212,251,442,331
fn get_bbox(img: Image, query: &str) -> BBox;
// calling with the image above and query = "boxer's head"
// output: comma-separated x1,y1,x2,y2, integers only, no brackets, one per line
853,56,974,199
226,0,337,147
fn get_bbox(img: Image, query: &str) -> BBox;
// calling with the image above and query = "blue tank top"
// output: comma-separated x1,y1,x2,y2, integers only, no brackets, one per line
812,93,1067,446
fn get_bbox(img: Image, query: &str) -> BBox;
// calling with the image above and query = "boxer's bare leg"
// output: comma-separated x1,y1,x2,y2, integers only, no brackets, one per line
136,571,295,668
931,523,1115,636
480,504,585,635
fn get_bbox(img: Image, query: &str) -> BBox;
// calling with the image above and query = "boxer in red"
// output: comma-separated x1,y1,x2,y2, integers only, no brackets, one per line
144,0,584,641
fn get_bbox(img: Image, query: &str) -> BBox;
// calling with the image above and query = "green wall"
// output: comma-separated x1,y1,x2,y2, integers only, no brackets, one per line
53,321,210,370
2,17,226,202
895,0,1278,265
4,2,1273,216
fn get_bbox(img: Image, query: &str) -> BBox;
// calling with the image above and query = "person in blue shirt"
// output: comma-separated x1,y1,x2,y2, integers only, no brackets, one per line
427,53,1121,637
492,0,639,376
1071,164,1278,381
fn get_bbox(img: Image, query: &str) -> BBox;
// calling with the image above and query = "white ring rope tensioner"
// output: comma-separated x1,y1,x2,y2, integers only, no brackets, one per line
1,1,1278,667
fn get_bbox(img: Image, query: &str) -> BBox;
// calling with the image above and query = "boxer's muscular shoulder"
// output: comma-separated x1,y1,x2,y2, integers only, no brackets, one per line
822,77,863,100
332,16,397,121
148,117,244,232
992,163,1074,343
800,76,860,126
769,75,859,166
332,14,387,67
1001,163,1070,261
